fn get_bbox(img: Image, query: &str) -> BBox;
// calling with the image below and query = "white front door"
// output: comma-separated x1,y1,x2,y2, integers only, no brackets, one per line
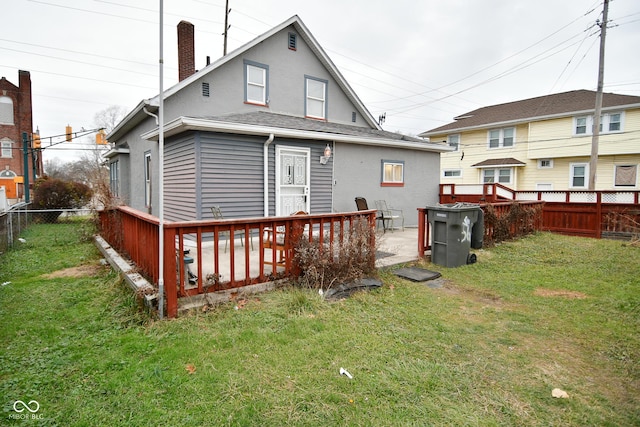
276,146,310,216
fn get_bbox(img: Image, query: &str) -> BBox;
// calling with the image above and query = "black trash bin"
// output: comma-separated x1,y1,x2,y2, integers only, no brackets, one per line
426,203,483,267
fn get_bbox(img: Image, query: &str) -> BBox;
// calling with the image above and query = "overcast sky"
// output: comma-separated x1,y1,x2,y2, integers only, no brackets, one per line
3,0,639,163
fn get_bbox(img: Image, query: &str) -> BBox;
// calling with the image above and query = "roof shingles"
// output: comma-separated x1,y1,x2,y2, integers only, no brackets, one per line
421,90,640,136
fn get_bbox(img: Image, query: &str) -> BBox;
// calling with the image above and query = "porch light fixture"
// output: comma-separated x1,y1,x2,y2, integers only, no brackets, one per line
320,143,332,164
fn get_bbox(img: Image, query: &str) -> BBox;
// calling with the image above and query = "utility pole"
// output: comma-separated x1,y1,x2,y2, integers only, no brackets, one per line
588,0,609,191
223,0,230,56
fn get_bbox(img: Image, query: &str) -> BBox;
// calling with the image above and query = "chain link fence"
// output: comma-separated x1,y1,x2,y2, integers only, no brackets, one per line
0,205,94,255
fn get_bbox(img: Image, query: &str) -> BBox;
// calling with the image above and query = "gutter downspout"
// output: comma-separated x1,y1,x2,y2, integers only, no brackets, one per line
263,133,274,217
143,106,159,125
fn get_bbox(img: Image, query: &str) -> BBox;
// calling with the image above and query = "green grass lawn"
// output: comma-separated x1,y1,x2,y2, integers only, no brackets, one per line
1,223,639,426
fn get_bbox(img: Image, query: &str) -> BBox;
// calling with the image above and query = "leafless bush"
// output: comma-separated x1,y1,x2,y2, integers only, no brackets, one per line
604,210,640,245
293,217,377,290
483,202,543,246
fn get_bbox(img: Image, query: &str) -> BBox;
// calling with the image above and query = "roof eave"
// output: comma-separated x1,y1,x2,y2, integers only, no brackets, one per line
142,117,453,153
420,101,640,137
107,99,158,141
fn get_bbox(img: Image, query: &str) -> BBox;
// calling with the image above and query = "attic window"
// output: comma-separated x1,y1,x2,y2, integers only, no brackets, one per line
202,82,210,97
288,32,297,51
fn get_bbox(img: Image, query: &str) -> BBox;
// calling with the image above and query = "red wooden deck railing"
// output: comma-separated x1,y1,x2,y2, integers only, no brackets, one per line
99,208,377,318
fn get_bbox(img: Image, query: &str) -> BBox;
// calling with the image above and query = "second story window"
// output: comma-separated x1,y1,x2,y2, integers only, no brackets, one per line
1,138,12,158
574,112,624,135
447,134,460,151
0,96,14,125
244,60,268,105
575,116,588,134
305,76,327,119
488,127,514,148
603,112,621,132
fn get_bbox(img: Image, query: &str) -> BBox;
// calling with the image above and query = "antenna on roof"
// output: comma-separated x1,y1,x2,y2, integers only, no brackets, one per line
378,113,386,126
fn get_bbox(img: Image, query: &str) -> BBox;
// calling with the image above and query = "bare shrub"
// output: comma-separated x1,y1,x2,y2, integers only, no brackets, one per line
293,217,377,290
483,202,543,246
604,210,640,245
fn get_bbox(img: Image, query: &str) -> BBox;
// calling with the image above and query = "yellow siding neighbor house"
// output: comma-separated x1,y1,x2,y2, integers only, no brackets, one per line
420,90,640,191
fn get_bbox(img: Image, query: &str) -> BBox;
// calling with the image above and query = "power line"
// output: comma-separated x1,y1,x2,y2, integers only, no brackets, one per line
0,46,160,78
0,64,157,90
0,37,168,69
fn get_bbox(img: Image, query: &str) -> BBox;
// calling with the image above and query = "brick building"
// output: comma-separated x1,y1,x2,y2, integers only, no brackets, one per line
0,70,42,201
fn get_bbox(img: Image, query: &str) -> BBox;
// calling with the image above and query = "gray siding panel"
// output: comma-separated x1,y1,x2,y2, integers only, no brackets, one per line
164,134,197,222
199,133,265,219
333,142,441,226
160,132,335,221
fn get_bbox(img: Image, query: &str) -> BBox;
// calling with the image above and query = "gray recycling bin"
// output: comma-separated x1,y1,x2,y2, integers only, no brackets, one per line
427,203,484,267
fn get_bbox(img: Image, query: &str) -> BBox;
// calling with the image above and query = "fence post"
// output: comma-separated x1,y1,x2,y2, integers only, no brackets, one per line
417,208,427,257
163,227,178,318
596,192,602,239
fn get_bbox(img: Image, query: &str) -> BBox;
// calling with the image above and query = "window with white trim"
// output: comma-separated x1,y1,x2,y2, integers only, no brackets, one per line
574,112,624,135
603,112,621,132
447,134,460,151
536,183,553,191
0,169,16,178
244,60,268,105
110,160,119,197
614,164,637,187
0,96,13,125
1,138,12,158
570,163,588,188
443,169,461,178
488,127,514,148
538,159,553,169
305,76,327,119
575,116,588,135
144,152,152,207
381,160,404,186
483,168,512,184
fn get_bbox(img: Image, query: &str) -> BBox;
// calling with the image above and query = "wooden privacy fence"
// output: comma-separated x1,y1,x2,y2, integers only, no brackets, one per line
439,184,640,239
98,207,377,318
417,200,545,256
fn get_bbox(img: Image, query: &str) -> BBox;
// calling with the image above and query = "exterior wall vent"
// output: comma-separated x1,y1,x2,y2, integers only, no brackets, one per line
202,82,210,97
352,112,356,123
288,32,297,51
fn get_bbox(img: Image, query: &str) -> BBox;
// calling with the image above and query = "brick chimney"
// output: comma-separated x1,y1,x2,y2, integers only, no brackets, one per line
177,21,195,82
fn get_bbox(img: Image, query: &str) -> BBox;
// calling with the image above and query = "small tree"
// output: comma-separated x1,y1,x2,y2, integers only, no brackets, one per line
32,176,93,222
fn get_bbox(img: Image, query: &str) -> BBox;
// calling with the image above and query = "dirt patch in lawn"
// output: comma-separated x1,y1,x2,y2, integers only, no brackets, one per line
437,279,504,306
534,288,588,299
43,264,103,279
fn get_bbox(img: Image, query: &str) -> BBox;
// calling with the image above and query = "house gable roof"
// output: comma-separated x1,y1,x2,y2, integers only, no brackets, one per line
141,111,452,153
109,15,380,141
420,90,640,137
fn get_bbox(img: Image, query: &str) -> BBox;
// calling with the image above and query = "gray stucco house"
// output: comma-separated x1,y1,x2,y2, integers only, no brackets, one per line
105,15,450,226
